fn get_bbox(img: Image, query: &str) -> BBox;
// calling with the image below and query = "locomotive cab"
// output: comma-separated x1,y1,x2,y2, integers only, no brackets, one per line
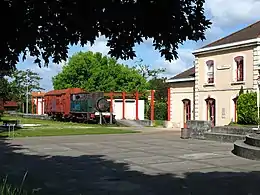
70,92,115,124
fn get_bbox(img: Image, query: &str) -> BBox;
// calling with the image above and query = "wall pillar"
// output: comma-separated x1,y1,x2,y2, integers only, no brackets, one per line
36,97,38,114
167,88,171,121
122,91,126,119
110,92,114,113
150,90,155,121
41,98,44,115
135,91,139,120
31,98,34,114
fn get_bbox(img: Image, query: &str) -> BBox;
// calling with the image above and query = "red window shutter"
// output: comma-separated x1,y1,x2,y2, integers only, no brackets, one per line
240,63,244,81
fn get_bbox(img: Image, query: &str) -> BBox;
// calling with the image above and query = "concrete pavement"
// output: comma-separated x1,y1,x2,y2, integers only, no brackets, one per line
2,132,260,195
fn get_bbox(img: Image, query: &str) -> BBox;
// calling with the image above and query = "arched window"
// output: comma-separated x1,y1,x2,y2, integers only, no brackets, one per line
206,60,214,83
205,97,216,127
182,99,191,128
234,56,244,81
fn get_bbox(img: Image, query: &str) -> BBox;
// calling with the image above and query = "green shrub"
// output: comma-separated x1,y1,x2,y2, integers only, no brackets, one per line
237,92,258,125
0,110,4,121
146,101,167,120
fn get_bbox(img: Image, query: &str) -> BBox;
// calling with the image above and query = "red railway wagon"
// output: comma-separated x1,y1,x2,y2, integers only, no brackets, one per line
44,88,84,119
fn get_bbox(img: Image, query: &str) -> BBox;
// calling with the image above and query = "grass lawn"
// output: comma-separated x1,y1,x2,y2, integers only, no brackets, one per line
227,122,257,128
152,120,165,127
0,115,136,138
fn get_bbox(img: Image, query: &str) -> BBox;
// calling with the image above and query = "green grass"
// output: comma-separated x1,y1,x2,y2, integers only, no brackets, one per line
227,122,257,127
1,115,101,127
0,173,30,195
152,120,164,127
0,115,136,138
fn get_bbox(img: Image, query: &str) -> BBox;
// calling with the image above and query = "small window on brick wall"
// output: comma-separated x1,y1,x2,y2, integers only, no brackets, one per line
234,56,244,82
206,60,214,83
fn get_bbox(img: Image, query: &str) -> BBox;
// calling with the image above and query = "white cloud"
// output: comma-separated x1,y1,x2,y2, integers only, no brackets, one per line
84,35,110,56
152,49,195,78
205,0,260,28
17,58,64,91
32,63,63,91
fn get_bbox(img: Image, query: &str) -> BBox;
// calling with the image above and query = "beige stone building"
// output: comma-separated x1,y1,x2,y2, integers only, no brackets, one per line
167,20,260,127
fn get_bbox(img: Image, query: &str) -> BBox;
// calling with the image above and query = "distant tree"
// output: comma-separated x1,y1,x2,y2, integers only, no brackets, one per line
52,51,148,92
239,86,244,96
133,58,166,80
148,77,168,102
9,69,43,112
0,77,11,102
1,0,211,74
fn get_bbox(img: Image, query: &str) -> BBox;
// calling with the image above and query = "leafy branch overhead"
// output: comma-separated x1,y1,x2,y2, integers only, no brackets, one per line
1,0,211,72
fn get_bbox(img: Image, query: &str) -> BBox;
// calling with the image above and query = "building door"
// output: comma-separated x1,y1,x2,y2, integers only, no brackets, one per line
182,99,191,128
206,97,216,127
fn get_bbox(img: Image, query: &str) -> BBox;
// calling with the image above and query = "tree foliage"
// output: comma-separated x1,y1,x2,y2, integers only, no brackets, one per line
8,69,43,102
148,77,168,102
52,51,148,92
237,92,257,125
0,77,12,102
239,86,244,96
146,101,167,121
1,0,211,73
133,58,166,80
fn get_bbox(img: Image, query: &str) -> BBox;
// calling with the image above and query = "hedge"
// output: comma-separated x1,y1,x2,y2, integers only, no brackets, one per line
146,101,167,120
237,92,258,125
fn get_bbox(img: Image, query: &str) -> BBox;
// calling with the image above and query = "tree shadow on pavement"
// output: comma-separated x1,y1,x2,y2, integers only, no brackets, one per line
0,138,259,195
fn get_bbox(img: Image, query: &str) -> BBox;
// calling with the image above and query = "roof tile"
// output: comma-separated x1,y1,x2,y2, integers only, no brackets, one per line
202,20,260,49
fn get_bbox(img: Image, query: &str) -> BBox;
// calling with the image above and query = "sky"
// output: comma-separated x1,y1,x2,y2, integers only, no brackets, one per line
17,0,260,91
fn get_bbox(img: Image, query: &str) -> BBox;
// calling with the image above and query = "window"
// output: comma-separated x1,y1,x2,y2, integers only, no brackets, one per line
234,56,244,81
206,60,214,83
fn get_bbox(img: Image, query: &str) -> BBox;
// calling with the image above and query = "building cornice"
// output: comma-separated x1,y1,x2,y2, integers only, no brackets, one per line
193,38,260,56
166,77,195,83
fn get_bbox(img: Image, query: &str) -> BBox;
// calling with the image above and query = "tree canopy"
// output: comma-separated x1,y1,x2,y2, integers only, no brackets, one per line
0,77,12,102
133,58,166,80
52,51,148,92
9,69,43,103
1,0,211,73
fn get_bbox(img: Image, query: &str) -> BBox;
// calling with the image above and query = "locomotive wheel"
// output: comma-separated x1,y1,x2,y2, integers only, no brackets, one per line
96,98,110,112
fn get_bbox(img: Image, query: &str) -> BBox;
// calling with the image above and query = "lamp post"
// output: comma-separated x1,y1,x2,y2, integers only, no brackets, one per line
25,70,29,114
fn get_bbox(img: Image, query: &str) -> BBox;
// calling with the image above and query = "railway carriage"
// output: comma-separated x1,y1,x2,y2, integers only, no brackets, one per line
44,88,115,123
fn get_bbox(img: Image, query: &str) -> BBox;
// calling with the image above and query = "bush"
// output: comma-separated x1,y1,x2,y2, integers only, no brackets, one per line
0,110,4,121
146,101,167,121
237,92,258,125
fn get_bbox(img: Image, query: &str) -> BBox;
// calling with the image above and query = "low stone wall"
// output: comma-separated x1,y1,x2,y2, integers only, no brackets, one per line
8,113,51,120
212,125,258,135
136,120,153,127
186,120,212,139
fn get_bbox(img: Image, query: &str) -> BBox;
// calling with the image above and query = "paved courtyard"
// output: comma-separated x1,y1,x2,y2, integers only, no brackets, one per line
1,132,260,195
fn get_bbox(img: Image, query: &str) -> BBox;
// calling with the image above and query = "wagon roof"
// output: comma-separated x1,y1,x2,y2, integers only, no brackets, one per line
44,89,68,96
44,88,85,96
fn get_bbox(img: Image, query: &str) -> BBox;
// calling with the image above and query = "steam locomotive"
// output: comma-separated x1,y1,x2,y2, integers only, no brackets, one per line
44,88,116,124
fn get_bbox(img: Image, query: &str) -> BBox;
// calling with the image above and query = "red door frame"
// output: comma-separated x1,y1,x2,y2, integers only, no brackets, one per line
205,97,216,127
182,99,191,128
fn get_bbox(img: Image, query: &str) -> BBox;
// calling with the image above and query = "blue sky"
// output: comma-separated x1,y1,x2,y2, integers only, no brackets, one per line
17,0,260,91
